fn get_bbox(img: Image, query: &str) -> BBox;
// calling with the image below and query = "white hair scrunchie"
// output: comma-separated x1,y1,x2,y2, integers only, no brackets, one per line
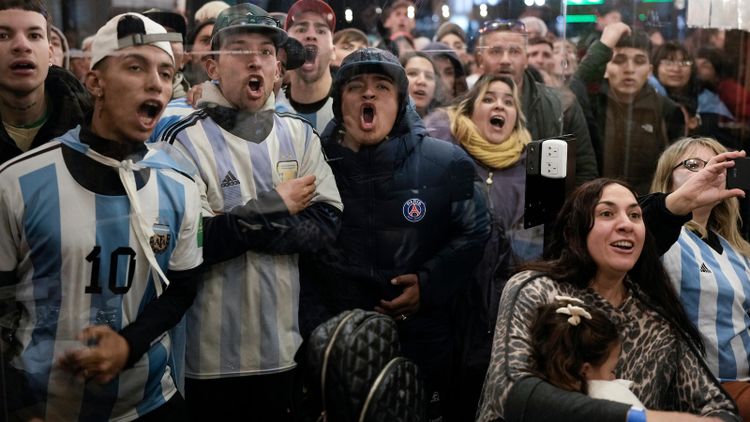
556,304,593,326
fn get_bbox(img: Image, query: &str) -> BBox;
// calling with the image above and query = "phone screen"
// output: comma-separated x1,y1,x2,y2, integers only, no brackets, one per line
727,157,750,190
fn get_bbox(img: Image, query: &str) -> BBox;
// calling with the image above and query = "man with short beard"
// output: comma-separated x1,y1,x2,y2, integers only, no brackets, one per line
158,4,342,419
276,0,336,131
0,0,89,164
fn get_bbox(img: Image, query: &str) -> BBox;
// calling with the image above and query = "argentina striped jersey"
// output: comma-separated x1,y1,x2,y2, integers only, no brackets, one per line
161,107,342,378
0,130,203,421
275,88,335,133
662,228,750,381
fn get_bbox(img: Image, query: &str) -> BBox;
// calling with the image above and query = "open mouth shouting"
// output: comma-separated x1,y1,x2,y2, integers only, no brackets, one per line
246,75,264,99
302,45,318,71
490,115,506,129
360,103,376,130
137,99,164,128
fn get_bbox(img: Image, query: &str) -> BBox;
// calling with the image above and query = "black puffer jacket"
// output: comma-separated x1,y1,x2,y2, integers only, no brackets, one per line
0,66,90,164
300,104,490,335
300,49,490,413
299,104,490,417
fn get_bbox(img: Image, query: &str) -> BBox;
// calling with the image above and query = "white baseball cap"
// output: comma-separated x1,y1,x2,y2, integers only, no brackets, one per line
90,13,182,70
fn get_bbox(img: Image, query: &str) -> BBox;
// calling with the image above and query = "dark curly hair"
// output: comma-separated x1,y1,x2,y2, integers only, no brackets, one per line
523,178,705,353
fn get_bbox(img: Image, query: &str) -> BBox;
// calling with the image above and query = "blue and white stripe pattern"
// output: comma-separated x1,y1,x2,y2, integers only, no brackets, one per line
662,228,750,382
275,88,335,133
0,132,203,421
148,97,196,144
161,106,342,378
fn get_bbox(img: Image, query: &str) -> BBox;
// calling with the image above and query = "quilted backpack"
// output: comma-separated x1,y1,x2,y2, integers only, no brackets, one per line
307,309,426,422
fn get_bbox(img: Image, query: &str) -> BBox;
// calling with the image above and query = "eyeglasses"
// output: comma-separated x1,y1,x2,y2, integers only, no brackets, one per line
672,158,708,172
661,60,693,68
478,19,526,35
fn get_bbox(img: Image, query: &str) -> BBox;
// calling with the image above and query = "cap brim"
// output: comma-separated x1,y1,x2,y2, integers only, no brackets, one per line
144,11,187,39
212,25,288,49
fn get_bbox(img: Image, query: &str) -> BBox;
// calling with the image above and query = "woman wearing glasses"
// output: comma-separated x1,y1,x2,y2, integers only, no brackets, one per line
650,43,737,149
653,137,750,420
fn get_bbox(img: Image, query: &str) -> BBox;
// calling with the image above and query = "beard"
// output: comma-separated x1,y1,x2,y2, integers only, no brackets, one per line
297,63,327,84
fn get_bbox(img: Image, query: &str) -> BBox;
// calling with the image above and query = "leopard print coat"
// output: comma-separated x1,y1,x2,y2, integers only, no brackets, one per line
477,270,739,422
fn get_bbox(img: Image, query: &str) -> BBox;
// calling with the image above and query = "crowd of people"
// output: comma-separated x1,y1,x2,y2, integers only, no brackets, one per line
2,0,750,421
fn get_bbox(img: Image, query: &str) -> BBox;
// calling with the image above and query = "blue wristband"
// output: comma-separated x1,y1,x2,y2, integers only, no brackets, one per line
626,406,647,422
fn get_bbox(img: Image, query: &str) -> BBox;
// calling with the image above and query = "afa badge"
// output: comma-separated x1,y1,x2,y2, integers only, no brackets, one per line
150,223,171,254
276,160,299,182
402,198,426,223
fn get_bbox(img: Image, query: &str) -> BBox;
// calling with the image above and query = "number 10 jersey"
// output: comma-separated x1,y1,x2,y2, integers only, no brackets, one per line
0,130,203,422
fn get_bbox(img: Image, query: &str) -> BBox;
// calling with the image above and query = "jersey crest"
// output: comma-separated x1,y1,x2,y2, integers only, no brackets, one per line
150,223,171,254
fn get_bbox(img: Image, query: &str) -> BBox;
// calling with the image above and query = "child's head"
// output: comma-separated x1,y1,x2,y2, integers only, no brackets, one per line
531,296,620,394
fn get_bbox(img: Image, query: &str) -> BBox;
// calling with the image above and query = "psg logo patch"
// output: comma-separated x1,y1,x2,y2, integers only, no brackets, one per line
402,198,427,223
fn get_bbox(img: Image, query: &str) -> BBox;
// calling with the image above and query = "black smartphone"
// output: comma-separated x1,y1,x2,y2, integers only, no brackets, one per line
727,157,750,190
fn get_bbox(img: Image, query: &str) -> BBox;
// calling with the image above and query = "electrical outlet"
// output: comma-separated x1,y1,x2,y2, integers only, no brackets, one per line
540,139,567,179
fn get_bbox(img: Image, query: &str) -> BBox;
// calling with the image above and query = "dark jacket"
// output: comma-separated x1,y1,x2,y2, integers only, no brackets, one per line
299,106,490,396
520,70,599,186
424,109,519,325
424,108,517,419
301,105,490,328
574,40,684,194
0,66,90,164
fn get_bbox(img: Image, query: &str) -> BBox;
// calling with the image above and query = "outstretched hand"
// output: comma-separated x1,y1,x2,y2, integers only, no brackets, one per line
665,150,746,216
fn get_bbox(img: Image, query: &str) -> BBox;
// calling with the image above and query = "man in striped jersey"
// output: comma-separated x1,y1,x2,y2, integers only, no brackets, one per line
0,12,202,421
158,3,342,420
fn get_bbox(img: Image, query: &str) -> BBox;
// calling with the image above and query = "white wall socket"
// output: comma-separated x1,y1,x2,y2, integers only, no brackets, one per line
540,139,567,179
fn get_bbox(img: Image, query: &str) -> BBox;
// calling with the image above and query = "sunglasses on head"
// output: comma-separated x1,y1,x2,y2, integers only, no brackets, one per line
478,19,527,35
